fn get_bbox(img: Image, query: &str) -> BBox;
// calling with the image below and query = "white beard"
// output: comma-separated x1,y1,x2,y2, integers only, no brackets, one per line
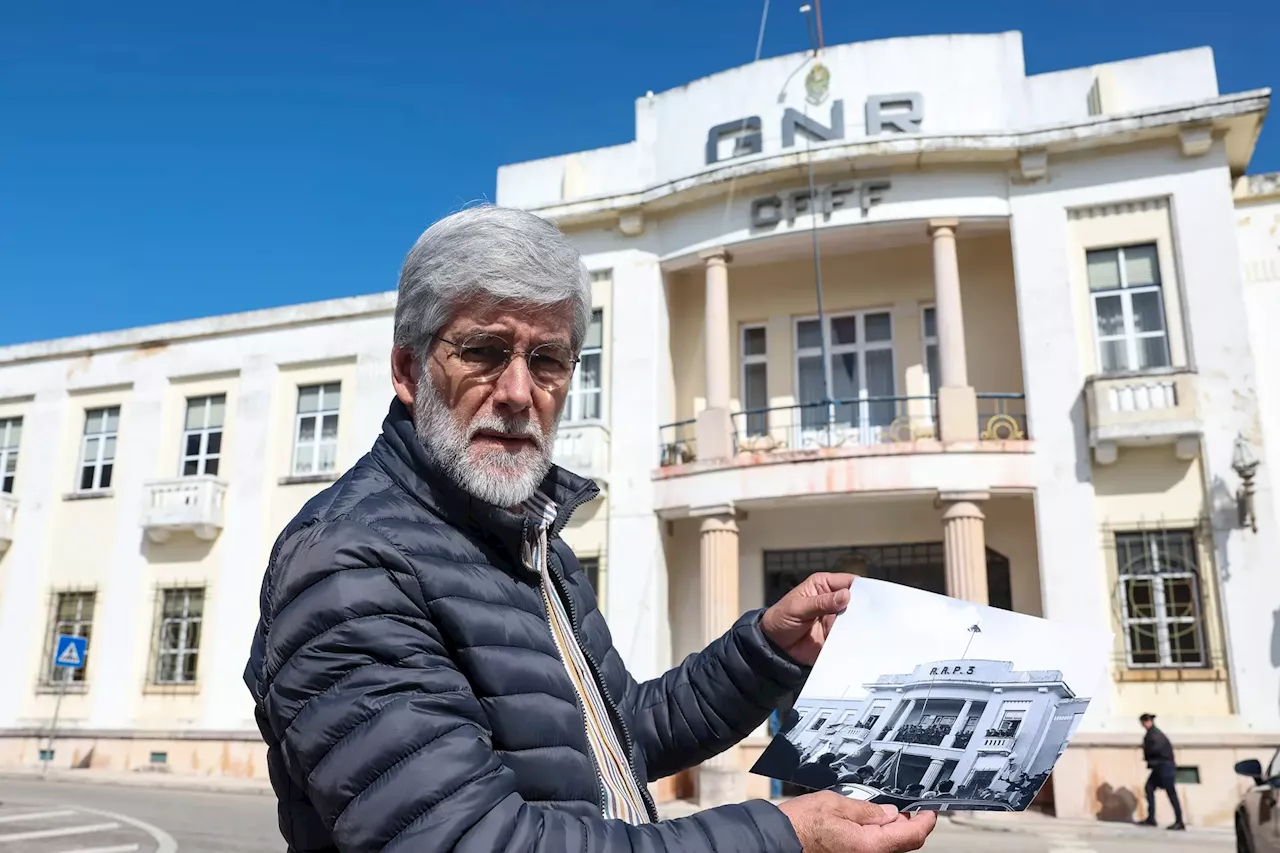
413,378,557,509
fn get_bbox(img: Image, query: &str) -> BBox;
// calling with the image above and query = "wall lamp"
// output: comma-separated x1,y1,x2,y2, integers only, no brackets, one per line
1232,434,1260,533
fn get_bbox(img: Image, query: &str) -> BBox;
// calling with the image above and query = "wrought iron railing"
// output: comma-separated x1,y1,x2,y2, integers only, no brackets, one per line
657,419,697,467
732,396,939,454
658,392,1029,466
977,392,1029,440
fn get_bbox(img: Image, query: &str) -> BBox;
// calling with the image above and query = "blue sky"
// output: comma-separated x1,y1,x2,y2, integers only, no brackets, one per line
2,0,1276,347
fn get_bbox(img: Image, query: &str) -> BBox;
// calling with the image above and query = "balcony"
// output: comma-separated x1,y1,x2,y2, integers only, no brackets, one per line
553,423,610,486
0,493,15,554
1084,369,1201,464
141,476,227,543
978,734,1015,753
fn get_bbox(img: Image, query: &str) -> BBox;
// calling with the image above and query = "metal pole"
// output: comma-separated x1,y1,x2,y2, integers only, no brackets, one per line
43,667,69,777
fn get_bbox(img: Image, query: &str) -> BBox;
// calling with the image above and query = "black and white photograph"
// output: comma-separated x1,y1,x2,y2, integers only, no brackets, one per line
752,578,1111,814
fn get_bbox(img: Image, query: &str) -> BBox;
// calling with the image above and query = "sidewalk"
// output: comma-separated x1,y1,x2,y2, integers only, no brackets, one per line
0,766,274,796
949,809,1233,843
660,798,1233,843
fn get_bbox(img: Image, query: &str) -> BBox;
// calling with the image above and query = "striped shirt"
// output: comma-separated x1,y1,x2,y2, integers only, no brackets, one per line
522,490,650,825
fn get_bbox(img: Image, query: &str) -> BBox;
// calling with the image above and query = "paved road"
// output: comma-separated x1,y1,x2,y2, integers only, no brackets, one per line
0,778,1235,852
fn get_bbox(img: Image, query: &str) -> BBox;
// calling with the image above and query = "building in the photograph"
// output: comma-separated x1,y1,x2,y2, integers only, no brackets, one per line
786,660,1089,803
0,30,1277,827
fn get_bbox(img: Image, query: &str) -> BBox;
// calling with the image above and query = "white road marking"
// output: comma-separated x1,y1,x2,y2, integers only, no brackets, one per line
0,808,79,824
71,805,177,853
56,845,141,853
0,821,120,842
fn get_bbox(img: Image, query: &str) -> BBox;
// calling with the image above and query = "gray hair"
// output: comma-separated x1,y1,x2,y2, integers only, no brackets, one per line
393,204,592,356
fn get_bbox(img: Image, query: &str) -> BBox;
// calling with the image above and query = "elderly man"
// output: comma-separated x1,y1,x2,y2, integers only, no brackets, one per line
244,205,936,853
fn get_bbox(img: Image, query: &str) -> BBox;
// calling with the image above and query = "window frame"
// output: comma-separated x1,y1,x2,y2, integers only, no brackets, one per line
180,394,225,478
152,586,205,686
921,305,940,397
292,383,341,476
1086,243,1172,374
44,590,95,686
77,406,120,493
563,308,605,424
792,310,897,434
740,323,769,437
1114,528,1209,670
0,416,20,494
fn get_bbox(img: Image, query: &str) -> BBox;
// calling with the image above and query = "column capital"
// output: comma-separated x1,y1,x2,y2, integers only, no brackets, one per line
936,490,990,506
928,218,959,235
691,502,738,520
699,246,733,265
941,500,986,521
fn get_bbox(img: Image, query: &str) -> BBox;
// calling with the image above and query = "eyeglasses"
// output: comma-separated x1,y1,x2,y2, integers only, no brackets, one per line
433,332,579,391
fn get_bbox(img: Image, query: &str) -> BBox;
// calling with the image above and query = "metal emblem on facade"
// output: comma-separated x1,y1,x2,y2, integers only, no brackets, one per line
805,62,831,105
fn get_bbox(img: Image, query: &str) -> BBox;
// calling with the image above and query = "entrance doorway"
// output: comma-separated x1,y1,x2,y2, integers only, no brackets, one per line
762,542,1013,610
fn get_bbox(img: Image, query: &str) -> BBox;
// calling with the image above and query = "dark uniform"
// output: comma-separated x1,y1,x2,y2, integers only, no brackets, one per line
1140,714,1185,828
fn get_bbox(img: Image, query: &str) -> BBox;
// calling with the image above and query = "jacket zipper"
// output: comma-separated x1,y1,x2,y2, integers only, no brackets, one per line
545,541,659,823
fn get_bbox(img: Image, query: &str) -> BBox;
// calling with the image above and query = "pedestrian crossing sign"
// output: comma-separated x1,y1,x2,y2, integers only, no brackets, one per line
54,634,87,669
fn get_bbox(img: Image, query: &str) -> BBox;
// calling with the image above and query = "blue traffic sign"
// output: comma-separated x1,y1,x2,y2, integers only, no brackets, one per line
53,635,87,670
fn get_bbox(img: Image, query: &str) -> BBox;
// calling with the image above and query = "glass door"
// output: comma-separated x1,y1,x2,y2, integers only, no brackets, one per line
794,311,896,446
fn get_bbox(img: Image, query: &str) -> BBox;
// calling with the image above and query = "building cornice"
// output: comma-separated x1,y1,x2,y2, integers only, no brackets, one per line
0,291,397,367
529,90,1270,228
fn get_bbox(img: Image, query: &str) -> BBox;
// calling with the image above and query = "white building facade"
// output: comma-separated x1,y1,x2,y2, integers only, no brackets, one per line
0,30,1277,828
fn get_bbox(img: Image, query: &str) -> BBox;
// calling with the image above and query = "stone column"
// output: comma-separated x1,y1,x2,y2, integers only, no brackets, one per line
942,699,975,749
941,493,990,605
929,220,978,441
696,248,735,459
919,758,947,791
885,698,917,742
695,505,742,807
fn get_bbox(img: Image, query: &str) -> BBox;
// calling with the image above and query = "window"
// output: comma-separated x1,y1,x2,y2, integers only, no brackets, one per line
153,588,204,684
794,311,896,434
46,591,94,684
579,556,600,593
1087,243,1171,373
181,395,225,477
78,407,119,491
1266,749,1280,783
0,416,20,493
1115,529,1208,669
810,712,831,731
992,709,1025,737
922,307,940,397
293,383,340,476
741,325,769,436
564,310,604,422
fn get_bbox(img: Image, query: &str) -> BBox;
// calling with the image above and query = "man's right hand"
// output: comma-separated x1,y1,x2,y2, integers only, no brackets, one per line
779,791,937,853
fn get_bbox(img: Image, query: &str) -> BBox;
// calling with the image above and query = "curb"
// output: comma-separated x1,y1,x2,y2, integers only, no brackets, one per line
949,813,1233,843
0,770,274,798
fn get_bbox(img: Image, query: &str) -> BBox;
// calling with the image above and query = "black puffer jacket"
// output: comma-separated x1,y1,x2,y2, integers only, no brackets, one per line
244,399,809,853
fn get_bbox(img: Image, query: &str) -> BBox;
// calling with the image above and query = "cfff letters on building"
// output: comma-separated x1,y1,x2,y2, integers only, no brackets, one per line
704,92,924,229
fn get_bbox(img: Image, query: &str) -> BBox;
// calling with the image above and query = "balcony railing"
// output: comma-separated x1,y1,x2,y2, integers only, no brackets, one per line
141,476,227,543
658,420,697,467
733,396,939,456
1084,369,1200,463
552,422,610,485
0,493,16,554
659,391,1030,466
977,393,1029,440
979,734,1016,752
889,723,950,746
